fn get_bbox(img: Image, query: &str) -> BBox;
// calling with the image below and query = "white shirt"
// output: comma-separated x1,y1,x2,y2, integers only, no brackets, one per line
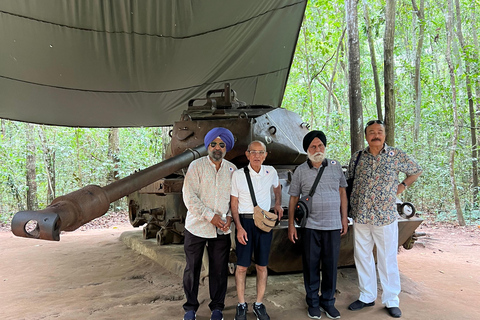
231,164,279,212
183,156,236,238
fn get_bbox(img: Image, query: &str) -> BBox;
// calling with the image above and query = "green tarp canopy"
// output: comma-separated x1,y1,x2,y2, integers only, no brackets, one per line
0,0,306,127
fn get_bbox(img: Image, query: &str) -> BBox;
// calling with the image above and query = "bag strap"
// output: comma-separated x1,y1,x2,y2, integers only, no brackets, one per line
352,151,363,179
308,159,328,197
243,167,258,207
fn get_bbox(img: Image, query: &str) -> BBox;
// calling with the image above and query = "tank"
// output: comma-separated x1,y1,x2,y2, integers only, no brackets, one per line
9,83,423,273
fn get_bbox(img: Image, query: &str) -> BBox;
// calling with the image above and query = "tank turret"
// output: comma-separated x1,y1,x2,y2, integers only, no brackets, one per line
126,83,310,249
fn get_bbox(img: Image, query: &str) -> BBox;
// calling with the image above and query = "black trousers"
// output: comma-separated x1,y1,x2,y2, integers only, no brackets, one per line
301,228,341,308
183,229,231,312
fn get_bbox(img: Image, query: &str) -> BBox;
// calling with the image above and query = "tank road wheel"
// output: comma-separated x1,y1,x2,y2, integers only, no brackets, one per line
398,202,416,219
156,230,163,245
143,224,160,239
129,200,145,227
403,234,416,250
156,228,174,245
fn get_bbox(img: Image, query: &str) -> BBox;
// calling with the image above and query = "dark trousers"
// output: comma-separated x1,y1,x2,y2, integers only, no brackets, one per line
183,229,231,312
301,228,341,308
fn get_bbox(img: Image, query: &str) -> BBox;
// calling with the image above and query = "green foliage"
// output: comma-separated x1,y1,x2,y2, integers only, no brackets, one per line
0,122,166,218
283,0,480,224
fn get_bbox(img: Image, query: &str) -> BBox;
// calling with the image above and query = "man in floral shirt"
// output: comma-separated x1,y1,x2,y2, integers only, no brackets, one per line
182,127,237,320
347,120,422,318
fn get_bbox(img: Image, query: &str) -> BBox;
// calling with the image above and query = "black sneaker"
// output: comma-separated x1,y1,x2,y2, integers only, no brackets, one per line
307,306,322,319
183,310,196,320
210,309,223,320
319,304,340,319
252,303,270,320
235,303,248,320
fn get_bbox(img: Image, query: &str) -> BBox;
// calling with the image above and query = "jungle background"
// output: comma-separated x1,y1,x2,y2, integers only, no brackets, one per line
1,0,480,227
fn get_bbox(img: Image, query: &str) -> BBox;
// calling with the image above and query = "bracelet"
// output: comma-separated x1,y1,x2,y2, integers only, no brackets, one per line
401,181,408,189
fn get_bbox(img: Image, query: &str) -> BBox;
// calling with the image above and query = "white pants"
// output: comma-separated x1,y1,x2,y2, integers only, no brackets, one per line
353,221,400,308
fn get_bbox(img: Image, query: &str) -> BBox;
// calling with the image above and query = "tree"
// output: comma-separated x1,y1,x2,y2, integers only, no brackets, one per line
38,126,56,203
26,123,38,210
1,119,5,137
411,0,425,141
325,28,347,129
345,0,364,154
453,0,478,204
107,128,121,211
445,0,465,226
384,0,396,146
362,0,383,120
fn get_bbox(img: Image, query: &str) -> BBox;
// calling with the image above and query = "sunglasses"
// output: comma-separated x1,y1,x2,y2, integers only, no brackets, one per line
210,142,226,148
366,119,384,127
248,150,265,156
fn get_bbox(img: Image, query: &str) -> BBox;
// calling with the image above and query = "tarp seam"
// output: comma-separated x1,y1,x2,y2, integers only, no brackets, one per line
0,68,289,93
0,1,305,39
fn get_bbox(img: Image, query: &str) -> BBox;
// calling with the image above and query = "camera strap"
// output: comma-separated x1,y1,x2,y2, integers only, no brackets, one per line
244,166,258,207
308,159,328,197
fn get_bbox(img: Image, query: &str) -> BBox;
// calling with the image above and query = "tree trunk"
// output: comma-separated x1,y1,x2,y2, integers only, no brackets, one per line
302,25,315,128
1,119,5,137
316,79,342,115
470,2,480,205
161,127,171,160
7,175,24,211
412,0,425,142
454,0,478,205
108,128,121,211
345,0,364,155
445,0,465,226
325,27,347,129
384,0,396,146
75,128,83,187
26,123,38,211
340,40,349,96
38,126,56,202
362,0,383,120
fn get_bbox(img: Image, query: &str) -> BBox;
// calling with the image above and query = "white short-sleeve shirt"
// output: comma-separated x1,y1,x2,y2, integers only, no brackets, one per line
231,164,279,212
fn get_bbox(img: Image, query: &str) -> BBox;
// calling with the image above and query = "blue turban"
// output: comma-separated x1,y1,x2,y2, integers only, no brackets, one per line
204,127,235,152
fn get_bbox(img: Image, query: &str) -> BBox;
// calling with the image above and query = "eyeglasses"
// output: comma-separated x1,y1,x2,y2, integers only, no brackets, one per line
366,120,384,127
248,150,265,156
210,142,226,148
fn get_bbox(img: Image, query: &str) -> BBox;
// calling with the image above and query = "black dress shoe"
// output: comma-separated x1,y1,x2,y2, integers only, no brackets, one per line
348,300,375,311
385,307,402,318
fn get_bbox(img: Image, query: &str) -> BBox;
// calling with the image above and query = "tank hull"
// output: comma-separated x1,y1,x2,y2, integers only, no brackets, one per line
268,217,423,273
128,176,423,273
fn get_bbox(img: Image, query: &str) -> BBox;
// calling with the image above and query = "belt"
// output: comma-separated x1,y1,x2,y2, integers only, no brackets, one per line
240,214,254,219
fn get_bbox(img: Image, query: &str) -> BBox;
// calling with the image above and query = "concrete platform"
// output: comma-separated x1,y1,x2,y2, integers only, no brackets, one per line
120,230,187,279
120,217,423,279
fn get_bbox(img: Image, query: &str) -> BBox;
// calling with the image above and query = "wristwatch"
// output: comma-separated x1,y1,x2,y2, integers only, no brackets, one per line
400,181,408,189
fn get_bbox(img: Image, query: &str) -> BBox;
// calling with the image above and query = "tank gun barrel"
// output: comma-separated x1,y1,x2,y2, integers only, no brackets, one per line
11,145,207,241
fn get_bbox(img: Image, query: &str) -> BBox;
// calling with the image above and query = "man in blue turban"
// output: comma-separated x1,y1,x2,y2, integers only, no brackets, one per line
182,127,237,320
204,127,235,152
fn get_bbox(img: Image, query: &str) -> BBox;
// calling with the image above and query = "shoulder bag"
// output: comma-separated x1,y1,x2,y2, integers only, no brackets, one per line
346,151,362,217
243,167,278,233
293,159,328,227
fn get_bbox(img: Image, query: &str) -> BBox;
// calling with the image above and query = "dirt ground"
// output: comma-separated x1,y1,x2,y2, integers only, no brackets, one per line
1,216,479,320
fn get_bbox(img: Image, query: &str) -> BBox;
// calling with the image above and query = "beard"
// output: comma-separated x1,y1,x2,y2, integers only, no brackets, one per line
307,150,325,163
208,149,226,162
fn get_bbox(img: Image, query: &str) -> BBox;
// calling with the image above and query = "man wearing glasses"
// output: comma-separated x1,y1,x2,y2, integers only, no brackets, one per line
231,141,283,320
347,120,422,318
182,127,237,320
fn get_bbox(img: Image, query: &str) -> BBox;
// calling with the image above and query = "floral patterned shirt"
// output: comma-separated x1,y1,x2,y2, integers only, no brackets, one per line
183,156,237,238
347,144,422,226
